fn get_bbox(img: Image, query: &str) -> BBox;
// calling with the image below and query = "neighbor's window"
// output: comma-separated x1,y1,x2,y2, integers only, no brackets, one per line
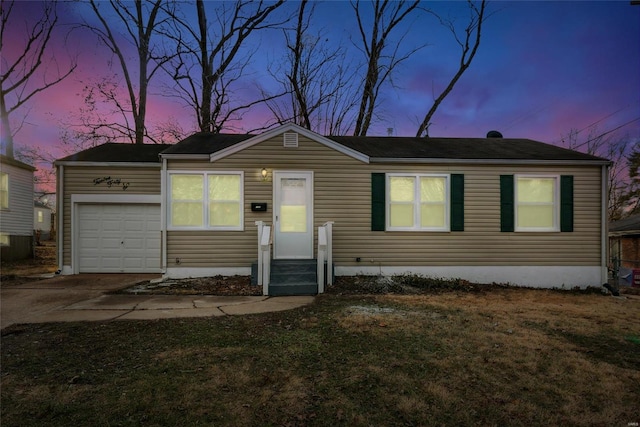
0,172,8,209
515,175,558,231
0,232,8,246
387,174,448,231
169,172,243,230
38,210,44,223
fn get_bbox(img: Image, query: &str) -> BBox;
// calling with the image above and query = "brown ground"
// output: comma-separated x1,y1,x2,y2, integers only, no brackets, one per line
0,240,58,286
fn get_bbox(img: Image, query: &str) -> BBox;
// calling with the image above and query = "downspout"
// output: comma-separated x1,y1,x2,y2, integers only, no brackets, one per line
161,157,167,275
56,164,64,273
601,164,609,284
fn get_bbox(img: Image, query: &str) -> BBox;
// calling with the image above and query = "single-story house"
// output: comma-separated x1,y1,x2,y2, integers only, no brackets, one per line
0,154,36,261
34,200,53,241
54,123,610,293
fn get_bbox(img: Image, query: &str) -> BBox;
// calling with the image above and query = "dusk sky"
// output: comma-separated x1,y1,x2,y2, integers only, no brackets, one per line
3,0,640,192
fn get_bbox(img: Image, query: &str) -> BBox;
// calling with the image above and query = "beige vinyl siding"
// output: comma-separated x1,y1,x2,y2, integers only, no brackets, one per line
61,166,161,266
166,134,603,269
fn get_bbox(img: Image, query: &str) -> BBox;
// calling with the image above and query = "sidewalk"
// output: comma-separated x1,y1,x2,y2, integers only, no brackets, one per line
31,294,315,324
1,274,315,329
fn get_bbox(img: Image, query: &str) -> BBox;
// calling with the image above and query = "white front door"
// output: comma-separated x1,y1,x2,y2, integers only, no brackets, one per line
273,171,313,259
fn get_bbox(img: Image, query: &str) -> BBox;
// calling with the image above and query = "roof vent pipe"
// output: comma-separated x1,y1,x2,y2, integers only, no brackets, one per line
486,130,503,138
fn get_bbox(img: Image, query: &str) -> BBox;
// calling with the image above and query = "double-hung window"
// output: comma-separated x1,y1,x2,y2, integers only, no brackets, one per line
169,172,243,230
515,175,558,231
0,172,8,209
387,174,449,231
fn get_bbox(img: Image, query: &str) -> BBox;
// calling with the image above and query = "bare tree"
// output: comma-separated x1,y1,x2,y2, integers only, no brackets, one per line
0,0,76,157
416,0,486,137
622,143,640,216
82,0,171,144
163,0,287,133
561,127,633,221
352,0,422,136
264,0,358,135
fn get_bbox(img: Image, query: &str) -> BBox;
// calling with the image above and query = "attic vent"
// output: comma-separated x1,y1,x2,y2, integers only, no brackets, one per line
283,132,298,148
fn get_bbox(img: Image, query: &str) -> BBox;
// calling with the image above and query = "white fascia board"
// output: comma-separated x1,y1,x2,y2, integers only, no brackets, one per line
209,123,370,164
53,161,161,167
370,158,612,166
158,154,211,160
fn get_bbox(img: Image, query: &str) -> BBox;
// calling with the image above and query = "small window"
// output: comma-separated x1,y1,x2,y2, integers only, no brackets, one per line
0,172,8,209
387,174,449,231
38,210,44,223
169,172,243,230
0,232,8,246
515,175,559,231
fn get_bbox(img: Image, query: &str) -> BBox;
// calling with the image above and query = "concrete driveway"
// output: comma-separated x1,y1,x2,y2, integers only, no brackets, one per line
1,274,315,329
1,274,158,329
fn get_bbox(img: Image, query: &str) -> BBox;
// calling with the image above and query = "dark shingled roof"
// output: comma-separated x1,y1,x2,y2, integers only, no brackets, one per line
56,143,172,163
158,132,609,162
55,133,610,164
160,132,254,155
609,214,640,234
329,136,608,162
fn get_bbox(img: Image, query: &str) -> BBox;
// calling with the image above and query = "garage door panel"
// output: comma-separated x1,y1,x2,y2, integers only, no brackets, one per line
78,204,160,273
124,238,144,250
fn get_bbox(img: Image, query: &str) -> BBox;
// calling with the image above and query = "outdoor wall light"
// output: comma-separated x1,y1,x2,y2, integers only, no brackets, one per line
261,168,268,181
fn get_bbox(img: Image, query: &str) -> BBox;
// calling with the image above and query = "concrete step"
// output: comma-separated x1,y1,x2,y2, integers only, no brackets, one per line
269,282,318,296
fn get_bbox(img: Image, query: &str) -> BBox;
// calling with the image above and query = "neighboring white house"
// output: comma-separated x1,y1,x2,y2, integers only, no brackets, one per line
0,154,36,260
34,200,53,241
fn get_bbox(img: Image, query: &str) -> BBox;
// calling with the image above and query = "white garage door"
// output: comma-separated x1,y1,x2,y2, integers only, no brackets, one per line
77,204,161,273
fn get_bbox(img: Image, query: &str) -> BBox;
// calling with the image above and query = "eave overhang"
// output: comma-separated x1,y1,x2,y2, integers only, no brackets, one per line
369,158,612,166
53,161,162,167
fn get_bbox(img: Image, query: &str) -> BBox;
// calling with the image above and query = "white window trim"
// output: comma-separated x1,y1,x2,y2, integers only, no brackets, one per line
0,172,8,210
514,174,560,232
168,171,244,231
386,173,450,232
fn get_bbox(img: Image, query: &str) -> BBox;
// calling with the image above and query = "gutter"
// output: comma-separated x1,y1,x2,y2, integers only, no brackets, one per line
161,157,167,274
370,158,612,166
53,161,161,168
602,164,609,284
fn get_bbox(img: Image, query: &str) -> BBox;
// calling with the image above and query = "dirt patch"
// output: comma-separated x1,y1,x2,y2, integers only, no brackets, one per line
118,275,262,296
1,241,57,286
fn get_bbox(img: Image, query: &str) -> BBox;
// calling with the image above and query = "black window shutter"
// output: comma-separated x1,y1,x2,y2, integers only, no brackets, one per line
450,174,464,231
500,175,514,232
560,175,574,232
371,173,386,231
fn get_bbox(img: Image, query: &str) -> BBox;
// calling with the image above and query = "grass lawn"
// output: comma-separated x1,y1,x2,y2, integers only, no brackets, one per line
2,288,639,426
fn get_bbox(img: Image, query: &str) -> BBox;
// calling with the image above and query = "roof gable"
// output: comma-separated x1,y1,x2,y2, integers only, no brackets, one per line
207,123,369,163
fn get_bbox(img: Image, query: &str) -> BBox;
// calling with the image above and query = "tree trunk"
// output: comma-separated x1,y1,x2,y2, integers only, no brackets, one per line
197,0,212,133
